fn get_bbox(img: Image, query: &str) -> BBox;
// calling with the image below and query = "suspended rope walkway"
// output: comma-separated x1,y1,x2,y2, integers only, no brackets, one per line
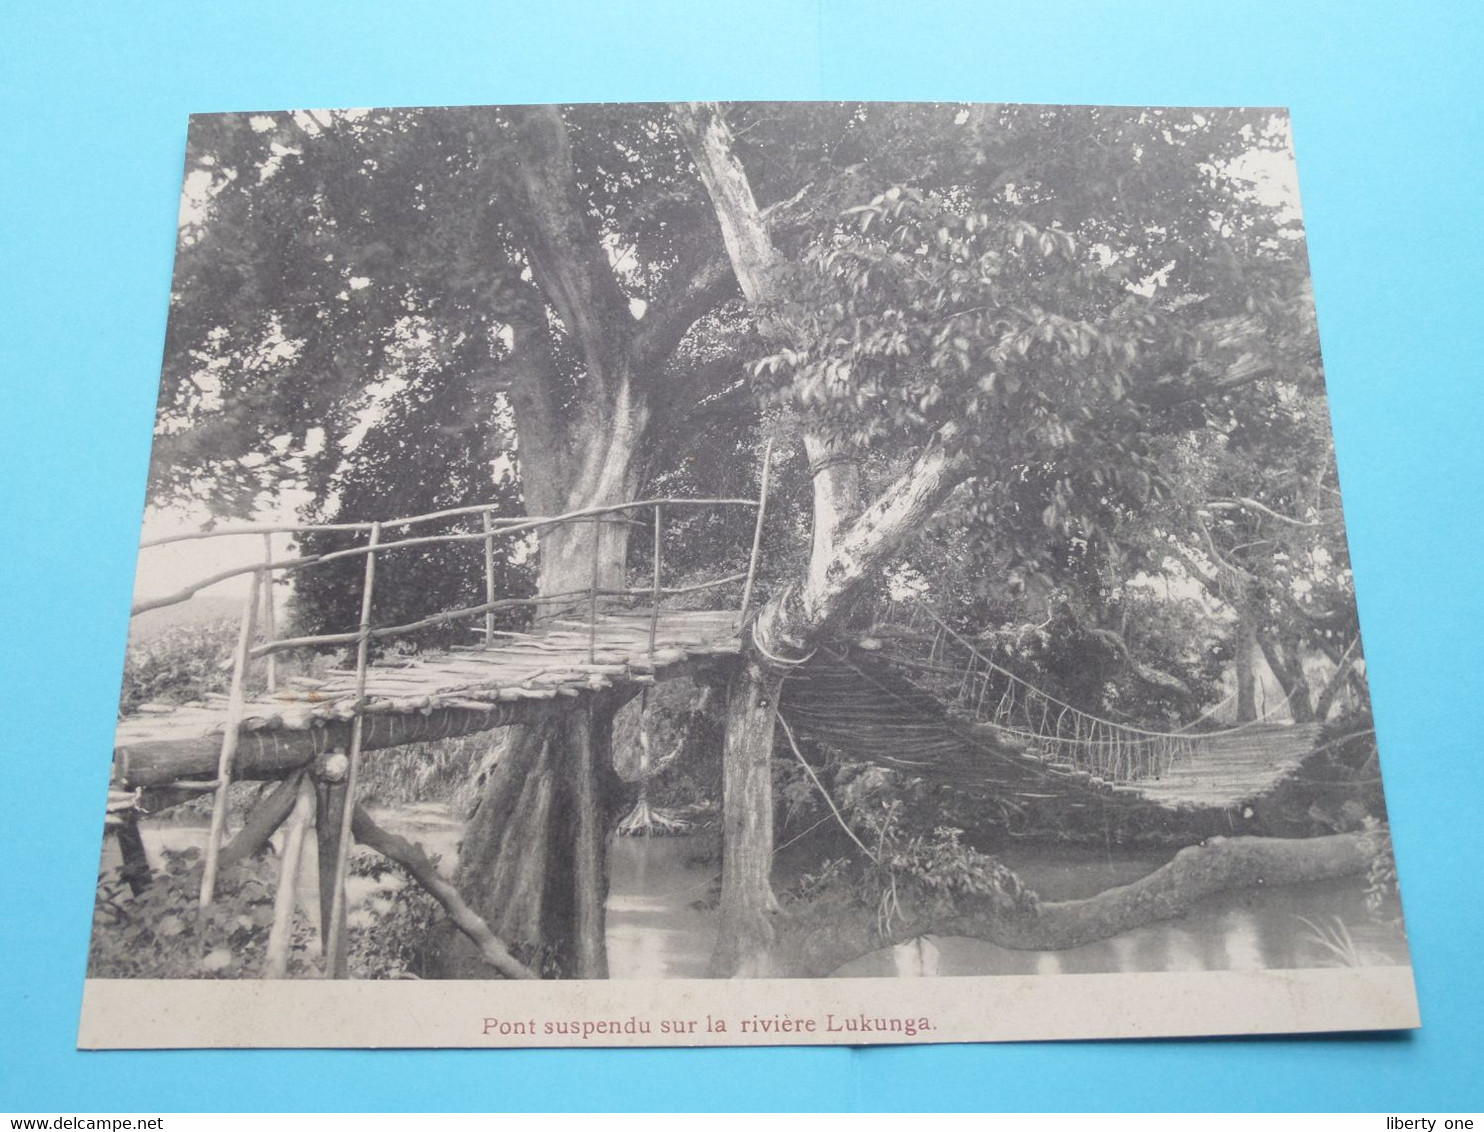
781,601,1321,813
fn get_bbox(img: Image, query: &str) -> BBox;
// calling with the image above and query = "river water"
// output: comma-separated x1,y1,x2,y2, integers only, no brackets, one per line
119,806,1408,978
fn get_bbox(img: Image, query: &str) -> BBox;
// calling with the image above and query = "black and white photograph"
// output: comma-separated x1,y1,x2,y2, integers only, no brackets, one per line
80,100,1418,1048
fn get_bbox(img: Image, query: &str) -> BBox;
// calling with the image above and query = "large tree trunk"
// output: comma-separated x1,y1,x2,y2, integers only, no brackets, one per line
442,95,734,973
439,696,627,978
440,104,671,979
1235,617,1258,723
442,423,641,980
779,830,1386,977
675,100,975,976
709,657,784,976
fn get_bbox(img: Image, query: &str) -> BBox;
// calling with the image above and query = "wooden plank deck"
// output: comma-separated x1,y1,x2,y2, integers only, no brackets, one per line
114,609,743,787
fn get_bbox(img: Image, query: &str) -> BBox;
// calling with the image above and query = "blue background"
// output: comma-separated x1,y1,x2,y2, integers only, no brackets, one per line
2,0,1480,1113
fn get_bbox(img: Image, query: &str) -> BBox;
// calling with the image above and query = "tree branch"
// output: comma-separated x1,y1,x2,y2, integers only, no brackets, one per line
670,102,789,302
1084,624,1191,695
1207,497,1322,528
631,238,738,374
217,770,307,871
503,105,635,397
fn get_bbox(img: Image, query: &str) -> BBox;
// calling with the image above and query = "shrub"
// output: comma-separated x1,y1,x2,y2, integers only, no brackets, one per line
119,620,238,715
346,851,443,979
89,847,316,979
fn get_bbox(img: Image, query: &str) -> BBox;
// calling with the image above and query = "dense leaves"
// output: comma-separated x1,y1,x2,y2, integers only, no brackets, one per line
155,100,1360,734
90,847,313,979
119,619,237,714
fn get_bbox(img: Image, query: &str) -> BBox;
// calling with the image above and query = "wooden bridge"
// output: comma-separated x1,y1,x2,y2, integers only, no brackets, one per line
108,462,1324,977
115,608,745,788
115,480,775,976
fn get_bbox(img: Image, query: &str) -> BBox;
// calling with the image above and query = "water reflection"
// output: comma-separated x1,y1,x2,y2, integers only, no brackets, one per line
605,834,718,979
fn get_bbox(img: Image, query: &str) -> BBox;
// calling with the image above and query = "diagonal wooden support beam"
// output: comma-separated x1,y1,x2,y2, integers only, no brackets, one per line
350,806,538,981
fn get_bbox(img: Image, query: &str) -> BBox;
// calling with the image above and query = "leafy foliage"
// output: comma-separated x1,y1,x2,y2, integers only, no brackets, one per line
289,343,535,650
346,852,443,979
154,104,1340,729
90,847,314,979
780,789,1039,937
118,619,237,715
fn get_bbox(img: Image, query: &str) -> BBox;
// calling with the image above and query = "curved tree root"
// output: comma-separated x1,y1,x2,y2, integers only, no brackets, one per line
784,830,1387,978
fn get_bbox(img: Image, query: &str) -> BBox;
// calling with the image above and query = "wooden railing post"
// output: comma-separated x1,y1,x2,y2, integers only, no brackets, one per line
262,774,315,978
325,521,380,977
261,534,278,692
200,570,261,906
482,510,496,648
647,503,663,664
588,517,602,664
737,437,774,629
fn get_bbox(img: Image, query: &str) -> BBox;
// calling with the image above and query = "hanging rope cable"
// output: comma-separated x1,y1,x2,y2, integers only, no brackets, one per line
776,709,878,862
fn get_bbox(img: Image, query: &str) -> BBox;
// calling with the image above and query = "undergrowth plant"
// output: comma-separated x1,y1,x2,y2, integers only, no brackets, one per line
346,851,443,979
89,847,316,979
119,620,240,716
91,844,450,980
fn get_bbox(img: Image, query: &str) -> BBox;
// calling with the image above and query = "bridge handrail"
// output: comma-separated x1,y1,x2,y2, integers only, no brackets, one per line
154,448,779,966
248,573,749,658
132,495,761,618
137,495,760,550
906,601,1300,742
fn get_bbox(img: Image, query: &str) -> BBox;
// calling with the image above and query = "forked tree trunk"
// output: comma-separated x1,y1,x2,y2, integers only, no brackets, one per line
674,100,974,976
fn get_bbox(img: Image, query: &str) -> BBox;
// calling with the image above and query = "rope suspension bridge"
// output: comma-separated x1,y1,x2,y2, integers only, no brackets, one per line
783,602,1320,812
108,449,1322,977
